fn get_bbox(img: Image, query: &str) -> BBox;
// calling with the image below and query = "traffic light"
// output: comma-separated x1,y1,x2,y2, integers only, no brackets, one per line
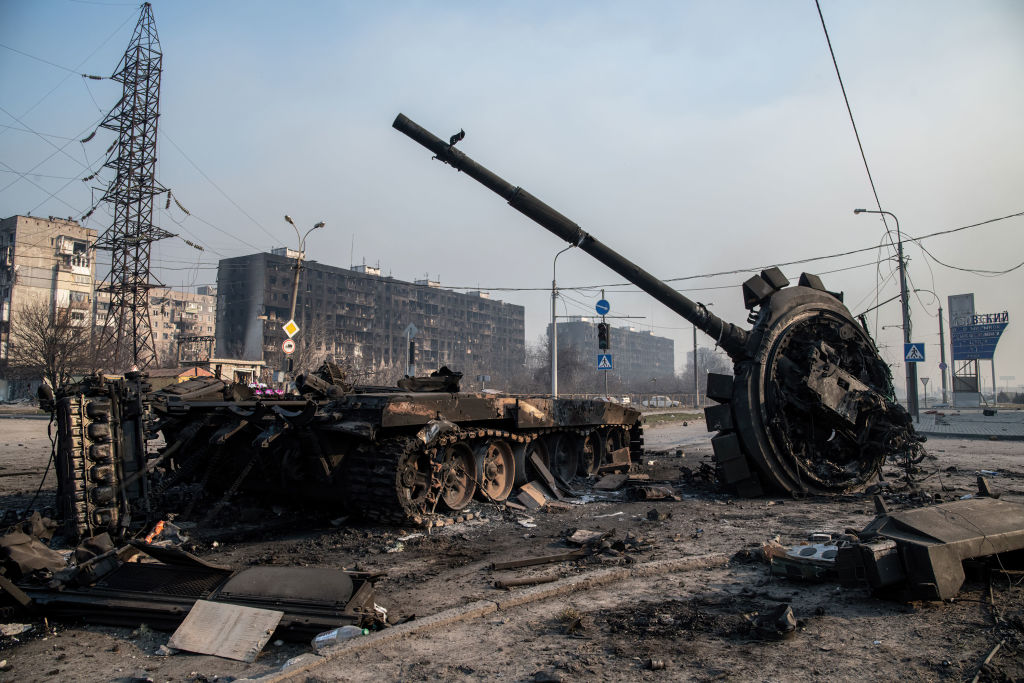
597,322,610,349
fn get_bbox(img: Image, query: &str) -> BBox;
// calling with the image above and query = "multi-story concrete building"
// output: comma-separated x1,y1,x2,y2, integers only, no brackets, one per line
216,251,526,384
147,285,217,364
94,284,217,366
548,317,675,385
0,215,97,396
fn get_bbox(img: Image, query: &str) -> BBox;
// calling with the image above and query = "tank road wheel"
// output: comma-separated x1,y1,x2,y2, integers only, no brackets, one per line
342,438,434,523
513,438,547,487
547,433,580,483
578,430,603,477
603,427,627,460
438,442,477,511
395,447,433,513
475,439,515,502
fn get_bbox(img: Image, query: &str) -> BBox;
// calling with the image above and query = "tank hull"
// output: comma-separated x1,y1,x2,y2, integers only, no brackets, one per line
49,374,642,538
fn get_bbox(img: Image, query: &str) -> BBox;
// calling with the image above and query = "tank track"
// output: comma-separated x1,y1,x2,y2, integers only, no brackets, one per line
341,425,634,526
54,395,120,539
340,429,515,526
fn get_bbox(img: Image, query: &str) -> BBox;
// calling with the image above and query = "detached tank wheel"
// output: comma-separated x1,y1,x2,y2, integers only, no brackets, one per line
439,442,477,511
578,431,603,476
475,439,515,502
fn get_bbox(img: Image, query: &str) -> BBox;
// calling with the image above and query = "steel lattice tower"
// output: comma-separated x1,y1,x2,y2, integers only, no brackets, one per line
95,2,172,369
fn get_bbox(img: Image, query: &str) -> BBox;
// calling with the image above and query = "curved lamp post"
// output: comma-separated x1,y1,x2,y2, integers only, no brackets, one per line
854,208,917,419
284,215,326,325
551,243,576,398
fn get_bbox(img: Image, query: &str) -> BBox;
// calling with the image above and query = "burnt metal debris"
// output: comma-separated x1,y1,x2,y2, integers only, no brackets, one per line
0,524,382,640
45,363,642,539
393,113,926,497
838,496,1024,601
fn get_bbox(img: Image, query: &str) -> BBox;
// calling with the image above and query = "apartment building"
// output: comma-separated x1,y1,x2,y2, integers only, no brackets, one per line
0,215,97,396
548,317,675,385
216,250,525,384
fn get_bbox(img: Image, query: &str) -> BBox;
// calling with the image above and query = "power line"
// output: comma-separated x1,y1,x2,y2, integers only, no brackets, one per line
145,209,1020,295
0,106,105,193
0,42,104,77
0,124,79,141
916,240,1024,277
814,0,898,256
0,169,83,181
161,131,278,248
0,9,136,129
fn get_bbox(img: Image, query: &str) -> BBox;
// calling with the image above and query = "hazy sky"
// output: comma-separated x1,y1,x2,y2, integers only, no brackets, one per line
2,0,1022,397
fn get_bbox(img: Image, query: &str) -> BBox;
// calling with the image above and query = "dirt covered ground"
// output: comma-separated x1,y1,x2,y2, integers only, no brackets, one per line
0,414,1022,682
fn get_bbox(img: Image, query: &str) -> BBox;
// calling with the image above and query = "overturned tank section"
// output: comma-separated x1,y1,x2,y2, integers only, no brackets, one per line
46,367,641,539
393,113,926,498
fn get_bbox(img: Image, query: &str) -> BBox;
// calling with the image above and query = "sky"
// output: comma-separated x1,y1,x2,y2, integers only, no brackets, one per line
1,0,1022,398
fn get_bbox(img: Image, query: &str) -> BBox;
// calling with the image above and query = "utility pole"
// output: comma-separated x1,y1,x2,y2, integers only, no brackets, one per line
602,289,608,396
693,326,699,408
938,306,948,404
855,209,917,419
991,359,997,405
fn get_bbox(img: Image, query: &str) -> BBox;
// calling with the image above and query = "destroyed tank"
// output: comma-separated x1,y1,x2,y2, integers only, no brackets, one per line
47,364,641,539
393,113,926,498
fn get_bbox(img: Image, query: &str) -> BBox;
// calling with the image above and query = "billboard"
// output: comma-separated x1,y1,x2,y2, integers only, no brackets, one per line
948,293,1008,361
950,315,1009,360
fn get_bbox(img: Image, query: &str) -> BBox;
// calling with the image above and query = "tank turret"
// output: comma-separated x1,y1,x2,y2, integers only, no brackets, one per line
394,113,925,496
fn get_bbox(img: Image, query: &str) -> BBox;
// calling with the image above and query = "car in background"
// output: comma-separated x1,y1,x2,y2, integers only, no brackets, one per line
642,395,679,408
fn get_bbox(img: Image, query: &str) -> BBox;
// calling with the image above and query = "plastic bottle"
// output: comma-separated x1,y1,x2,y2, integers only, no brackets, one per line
311,625,369,650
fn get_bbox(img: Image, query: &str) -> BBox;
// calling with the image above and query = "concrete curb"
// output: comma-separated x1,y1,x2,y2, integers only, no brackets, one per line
244,552,729,682
919,431,1024,442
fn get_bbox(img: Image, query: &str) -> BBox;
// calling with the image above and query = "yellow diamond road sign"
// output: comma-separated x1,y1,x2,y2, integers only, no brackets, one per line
282,319,299,338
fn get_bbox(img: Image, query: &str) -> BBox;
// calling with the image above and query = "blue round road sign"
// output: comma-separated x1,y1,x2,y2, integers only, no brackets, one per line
595,299,610,316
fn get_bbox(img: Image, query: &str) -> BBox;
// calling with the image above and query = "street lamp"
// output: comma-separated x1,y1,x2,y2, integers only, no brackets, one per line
854,208,918,420
283,215,326,325
551,243,576,398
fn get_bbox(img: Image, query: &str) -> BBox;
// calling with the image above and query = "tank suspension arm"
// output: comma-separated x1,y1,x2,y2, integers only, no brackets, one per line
393,114,750,360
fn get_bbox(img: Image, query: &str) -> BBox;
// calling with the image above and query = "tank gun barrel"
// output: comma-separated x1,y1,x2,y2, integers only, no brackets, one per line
392,114,750,360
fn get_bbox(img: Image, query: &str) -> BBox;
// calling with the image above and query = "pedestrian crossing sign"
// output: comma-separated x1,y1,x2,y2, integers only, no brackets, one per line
904,343,925,362
597,353,613,370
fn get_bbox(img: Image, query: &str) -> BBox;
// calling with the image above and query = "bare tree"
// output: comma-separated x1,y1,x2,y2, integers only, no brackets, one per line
291,313,333,373
7,300,95,390
352,358,405,387
524,333,594,395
